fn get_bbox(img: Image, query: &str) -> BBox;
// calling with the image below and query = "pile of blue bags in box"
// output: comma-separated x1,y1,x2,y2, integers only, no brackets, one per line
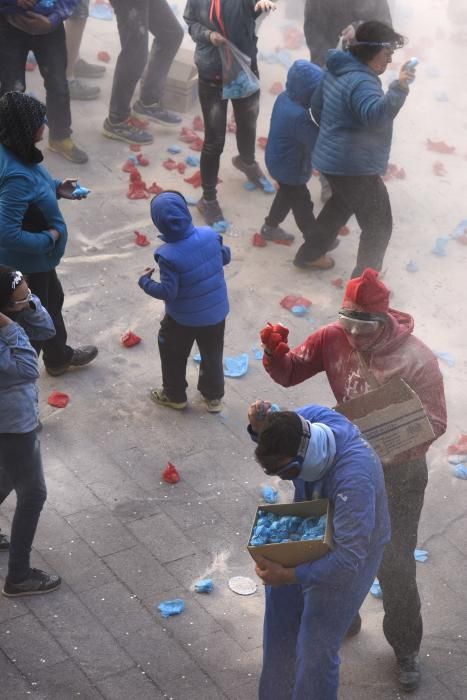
250,510,327,546
223,70,259,99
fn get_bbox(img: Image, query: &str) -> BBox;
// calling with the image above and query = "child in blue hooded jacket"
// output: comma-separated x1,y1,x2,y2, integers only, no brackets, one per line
262,60,334,270
138,191,230,413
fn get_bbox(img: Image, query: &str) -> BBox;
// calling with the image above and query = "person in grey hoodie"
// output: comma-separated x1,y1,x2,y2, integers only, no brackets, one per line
0,265,61,597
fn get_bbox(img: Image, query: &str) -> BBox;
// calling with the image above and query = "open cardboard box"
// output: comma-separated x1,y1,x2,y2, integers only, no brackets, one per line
247,499,333,568
335,377,434,462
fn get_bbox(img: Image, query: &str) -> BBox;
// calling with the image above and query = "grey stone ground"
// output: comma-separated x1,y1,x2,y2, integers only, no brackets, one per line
1,1,467,698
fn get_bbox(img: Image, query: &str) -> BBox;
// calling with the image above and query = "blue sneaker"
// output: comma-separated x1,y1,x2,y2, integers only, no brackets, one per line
133,100,182,126
102,117,153,145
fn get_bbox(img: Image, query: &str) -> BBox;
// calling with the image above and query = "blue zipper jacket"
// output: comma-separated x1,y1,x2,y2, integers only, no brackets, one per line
0,0,79,28
138,192,230,327
0,144,67,274
266,60,323,186
311,49,408,176
0,295,55,433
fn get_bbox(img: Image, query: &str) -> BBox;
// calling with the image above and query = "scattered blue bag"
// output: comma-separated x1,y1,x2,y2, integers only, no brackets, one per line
453,464,467,480
414,549,428,563
193,352,201,363
186,154,200,167
432,237,449,256
212,220,230,233
291,305,308,317
194,579,214,594
261,486,279,504
89,2,114,20
158,598,185,617
243,181,257,191
406,260,419,272
72,183,91,199
434,351,455,367
370,578,383,599
168,144,182,154
251,347,263,360
223,353,249,378
219,40,260,100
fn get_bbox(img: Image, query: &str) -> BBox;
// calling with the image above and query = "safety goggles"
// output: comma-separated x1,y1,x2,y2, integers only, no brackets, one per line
349,37,407,50
262,416,311,478
338,311,382,335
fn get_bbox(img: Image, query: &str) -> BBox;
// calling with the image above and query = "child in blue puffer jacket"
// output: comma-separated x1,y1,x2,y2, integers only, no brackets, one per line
261,60,334,270
138,191,230,413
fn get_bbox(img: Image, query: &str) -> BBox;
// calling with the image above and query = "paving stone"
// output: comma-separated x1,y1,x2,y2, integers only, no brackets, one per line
0,597,29,624
0,643,38,696
30,658,103,699
160,668,228,700
97,666,163,700
33,507,78,550
103,545,178,603
43,465,101,517
38,537,116,593
80,580,156,636
0,614,68,675
127,513,196,563
66,505,137,556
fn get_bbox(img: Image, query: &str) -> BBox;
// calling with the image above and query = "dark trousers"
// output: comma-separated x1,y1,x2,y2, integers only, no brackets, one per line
26,269,73,368
198,78,260,201
0,17,71,140
109,0,183,123
265,183,322,255
158,314,225,403
378,457,428,659
312,174,392,278
0,431,47,583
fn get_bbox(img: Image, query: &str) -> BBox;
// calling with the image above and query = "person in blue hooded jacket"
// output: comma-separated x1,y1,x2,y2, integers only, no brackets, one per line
138,191,231,413
262,59,334,269
305,21,415,277
248,399,390,700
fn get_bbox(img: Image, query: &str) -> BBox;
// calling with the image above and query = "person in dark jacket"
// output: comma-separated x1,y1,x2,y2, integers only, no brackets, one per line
0,91,98,376
0,0,88,164
304,0,392,65
138,191,231,413
248,400,390,700
0,265,61,597
306,21,414,277
184,0,277,225
260,268,447,692
262,59,334,267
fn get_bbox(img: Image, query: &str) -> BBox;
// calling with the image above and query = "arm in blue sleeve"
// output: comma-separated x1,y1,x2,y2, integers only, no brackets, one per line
349,78,408,127
295,474,377,588
138,259,179,302
48,0,80,27
13,295,56,342
310,78,324,126
0,175,56,254
0,323,40,381
295,113,319,151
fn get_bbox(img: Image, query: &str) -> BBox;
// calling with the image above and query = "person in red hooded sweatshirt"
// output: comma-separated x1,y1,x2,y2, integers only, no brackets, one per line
260,268,447,694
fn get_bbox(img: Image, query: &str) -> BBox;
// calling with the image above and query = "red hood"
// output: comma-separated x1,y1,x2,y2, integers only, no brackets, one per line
368,308,414,354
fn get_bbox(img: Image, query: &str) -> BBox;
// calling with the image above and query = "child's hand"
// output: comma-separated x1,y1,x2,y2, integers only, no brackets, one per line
57,178,78,200
141,267,155,277
255,0,277,12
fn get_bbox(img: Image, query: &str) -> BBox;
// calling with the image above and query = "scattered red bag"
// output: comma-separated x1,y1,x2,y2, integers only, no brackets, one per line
280,295,312,310
184,170,220,188
163,158,178,171
447,434,467,455
252,232,267,247
97,50,111,63
129,168,142,183
282,26,304,50
257,137,268,150
426,139,455,154
163,462,180,484
269,81,283,95
47,391,70,409
25,61,37,72
122,158,137,173
260,323,290,357
134,230,150,246
189,137,204,152
147,181,164,195
192,115,204,131
131,115,149,129
136,153,149,166
127,183,149,199
130,144,141,152
179,127,199,143
331,277,344,289
177,162,187,174
339,225,350,236
121,330,142,347
433,161,447,176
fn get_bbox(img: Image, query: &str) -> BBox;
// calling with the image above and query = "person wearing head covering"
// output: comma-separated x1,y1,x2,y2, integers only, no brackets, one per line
304,21,415,277
0,264,61,597
260,268,447,693
0,0,88,163
0,91,98,376
247,399,390,700
138,190,230,413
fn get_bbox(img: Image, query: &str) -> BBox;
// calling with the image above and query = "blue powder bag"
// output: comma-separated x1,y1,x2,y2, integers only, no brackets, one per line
219,40,260,100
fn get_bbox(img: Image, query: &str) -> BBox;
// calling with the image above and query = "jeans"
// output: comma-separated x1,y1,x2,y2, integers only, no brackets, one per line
109,0,183,122
26,269,73,369
379,457,428,658
265,182,321,252
0,17,71,140
312,174,393,278
198,78,260,201
0,431,47,583
158,314,225,403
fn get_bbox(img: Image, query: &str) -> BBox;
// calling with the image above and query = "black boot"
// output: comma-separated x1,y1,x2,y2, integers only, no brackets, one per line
397,654,420,692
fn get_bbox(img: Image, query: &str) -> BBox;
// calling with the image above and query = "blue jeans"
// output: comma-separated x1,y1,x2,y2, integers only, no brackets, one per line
259,547,383,700
0,431,47,583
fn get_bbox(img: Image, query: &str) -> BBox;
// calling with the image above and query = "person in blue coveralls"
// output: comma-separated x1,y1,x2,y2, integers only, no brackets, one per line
247,399,391,700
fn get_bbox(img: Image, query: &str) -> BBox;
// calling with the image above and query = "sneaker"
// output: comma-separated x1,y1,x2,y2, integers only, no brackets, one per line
2,568,61,598
196,198,225,226
203,397,223,413
261,223,295,242
150,388,187,410
48,137,88,164
133,99,182,126
0,531,9,551
232,155,264,187
397,654,420,693
102,117,153,145
74,57,106,79
293,254,335,270
345,612,362,638
45,345,98,377
68,78,100,101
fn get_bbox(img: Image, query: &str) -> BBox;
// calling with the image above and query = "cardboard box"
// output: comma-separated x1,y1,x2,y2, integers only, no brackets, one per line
335,377,435,462
162,48,199,113
247,499,333,568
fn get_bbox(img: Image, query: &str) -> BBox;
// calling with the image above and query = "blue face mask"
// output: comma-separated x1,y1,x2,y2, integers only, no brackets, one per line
271,418,336,482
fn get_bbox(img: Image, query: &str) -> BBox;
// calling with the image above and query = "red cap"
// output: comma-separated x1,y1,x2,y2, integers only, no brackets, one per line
343,268,390,313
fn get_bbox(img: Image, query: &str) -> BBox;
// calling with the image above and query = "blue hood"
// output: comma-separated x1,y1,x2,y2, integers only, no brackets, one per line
326,49,376,79
286,60,323,108
150,192,195,242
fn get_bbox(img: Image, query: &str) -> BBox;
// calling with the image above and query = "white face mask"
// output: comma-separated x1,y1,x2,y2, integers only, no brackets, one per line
299,422,337,482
